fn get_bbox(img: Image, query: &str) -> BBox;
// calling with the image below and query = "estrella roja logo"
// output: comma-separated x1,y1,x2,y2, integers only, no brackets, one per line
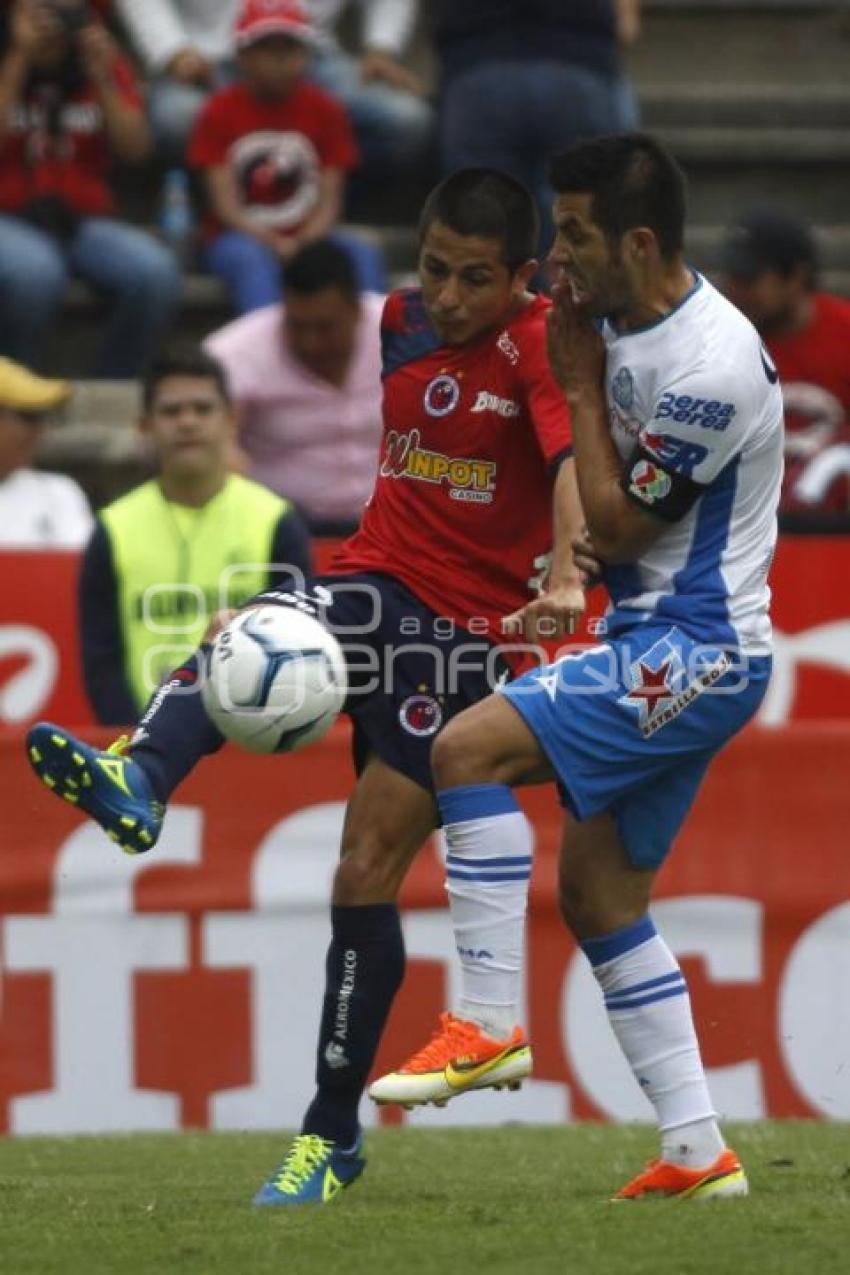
380,429,497,504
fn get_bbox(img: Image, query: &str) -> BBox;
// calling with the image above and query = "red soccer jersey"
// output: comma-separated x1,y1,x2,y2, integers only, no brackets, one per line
189,80,358,240
0,55,141,217
766,292,850,512
334,289,572,651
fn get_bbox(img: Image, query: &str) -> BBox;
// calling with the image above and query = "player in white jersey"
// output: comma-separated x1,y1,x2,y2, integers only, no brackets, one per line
370,134,783,1202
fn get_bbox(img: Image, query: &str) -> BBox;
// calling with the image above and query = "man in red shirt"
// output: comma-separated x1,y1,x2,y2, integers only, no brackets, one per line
722,209,850,521
0,0,181,374
189,0,386,314
28,167,585,1204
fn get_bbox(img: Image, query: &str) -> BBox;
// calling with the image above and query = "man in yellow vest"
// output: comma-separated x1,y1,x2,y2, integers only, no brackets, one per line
80,347,312,723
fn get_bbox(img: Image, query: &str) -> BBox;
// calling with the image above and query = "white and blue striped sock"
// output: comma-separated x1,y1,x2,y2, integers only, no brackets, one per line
582,916,725,1169
438,784,532,1040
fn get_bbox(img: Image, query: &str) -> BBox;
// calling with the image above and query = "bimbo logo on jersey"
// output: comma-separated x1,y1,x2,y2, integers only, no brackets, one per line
424,374,461,417
471,391,520,418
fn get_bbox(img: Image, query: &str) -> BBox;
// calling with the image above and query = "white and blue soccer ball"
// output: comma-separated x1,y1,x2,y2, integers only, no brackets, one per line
202,605,347,754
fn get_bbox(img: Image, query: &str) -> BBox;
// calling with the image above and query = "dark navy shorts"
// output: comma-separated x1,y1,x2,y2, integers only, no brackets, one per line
255,573,510,793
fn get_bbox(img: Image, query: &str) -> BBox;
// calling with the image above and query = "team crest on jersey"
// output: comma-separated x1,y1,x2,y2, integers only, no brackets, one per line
612,366,635,410
424,374,461,417
628,459,671,505
399,694,443,737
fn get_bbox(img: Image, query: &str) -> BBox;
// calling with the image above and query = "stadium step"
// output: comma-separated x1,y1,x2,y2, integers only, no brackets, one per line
631,1,850,83
639,84,850,129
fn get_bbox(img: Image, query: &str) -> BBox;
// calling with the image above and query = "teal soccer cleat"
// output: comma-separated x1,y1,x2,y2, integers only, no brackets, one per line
25,722,164,856
253,1134,366,1206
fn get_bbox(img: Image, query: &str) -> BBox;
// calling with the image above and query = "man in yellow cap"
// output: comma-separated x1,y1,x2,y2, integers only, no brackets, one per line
0,357,93,548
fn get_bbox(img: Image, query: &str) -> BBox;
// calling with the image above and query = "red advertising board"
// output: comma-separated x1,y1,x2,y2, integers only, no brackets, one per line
2,536,849,729
0,724,848,1134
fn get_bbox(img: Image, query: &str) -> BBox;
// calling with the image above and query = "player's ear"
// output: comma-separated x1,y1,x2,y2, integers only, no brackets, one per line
624,227,656,264
513,258,538,292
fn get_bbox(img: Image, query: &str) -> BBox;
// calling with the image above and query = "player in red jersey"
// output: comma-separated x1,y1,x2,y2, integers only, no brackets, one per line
26,168,585,1205
337,280,571,650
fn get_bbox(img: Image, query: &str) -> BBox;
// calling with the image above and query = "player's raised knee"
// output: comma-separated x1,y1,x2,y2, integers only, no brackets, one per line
431,711,496,790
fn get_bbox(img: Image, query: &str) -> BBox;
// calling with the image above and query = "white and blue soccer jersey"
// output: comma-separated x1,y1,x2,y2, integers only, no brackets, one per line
500,274,782,868
603,273,783,656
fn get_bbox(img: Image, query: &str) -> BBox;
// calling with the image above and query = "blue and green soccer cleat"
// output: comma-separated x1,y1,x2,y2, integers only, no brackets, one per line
25,722,163,855
253,1134,366,1207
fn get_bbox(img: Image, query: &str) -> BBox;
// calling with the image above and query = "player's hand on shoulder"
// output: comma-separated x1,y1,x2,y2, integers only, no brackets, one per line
546,284,606,404
501,580,586,643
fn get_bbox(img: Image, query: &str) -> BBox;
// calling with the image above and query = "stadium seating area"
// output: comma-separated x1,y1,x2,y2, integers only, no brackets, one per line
19,0,850,503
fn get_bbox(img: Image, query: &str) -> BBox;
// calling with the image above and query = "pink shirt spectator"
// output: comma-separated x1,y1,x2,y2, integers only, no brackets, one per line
204,293,384,528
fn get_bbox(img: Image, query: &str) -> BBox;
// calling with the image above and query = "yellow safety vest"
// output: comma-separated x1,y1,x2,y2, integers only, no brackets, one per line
100,475,288,711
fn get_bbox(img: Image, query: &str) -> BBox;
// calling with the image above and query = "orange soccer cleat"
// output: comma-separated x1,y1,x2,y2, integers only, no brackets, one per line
368,1011,532,1108
614,1148,749,1202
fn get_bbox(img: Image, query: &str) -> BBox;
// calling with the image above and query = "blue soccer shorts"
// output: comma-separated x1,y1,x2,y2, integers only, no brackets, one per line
500,624,772,868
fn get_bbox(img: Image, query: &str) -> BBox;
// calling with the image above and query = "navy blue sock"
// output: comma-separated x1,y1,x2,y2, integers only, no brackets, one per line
129,650,224,803
302,903,406,1146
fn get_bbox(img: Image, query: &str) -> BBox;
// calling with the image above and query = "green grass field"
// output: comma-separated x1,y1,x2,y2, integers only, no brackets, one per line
1,1123,847,1275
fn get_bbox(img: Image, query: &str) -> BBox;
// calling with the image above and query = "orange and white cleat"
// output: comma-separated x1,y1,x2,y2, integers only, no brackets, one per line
368,1012,532,1108
614,1148,749,1202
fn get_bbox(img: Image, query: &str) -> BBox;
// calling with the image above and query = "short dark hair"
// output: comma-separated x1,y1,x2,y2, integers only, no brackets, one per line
418,168,540,270
284,238,359,299
142,347,231,413
549,133,687,260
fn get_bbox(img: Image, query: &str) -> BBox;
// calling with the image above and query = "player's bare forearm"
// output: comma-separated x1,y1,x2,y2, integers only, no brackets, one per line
568,388,659,563
549,456,585,588
547,291,661,564
502,459,586,642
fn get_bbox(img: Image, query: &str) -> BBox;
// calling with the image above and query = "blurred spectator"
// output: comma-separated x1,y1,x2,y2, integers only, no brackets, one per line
435,0,640,252
0,0,182,375
722,209,850,522
114,0,240,162
0,355,92,547
205,237,382,534
306,0,432,178
79,346,312,724
115,0,432,175
189,0,387,315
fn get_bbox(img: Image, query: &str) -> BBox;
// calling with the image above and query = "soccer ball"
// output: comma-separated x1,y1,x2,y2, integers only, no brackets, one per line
202,605,347,754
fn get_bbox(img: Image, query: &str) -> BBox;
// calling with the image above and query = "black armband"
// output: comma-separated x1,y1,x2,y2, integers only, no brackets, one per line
620,446,704,523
